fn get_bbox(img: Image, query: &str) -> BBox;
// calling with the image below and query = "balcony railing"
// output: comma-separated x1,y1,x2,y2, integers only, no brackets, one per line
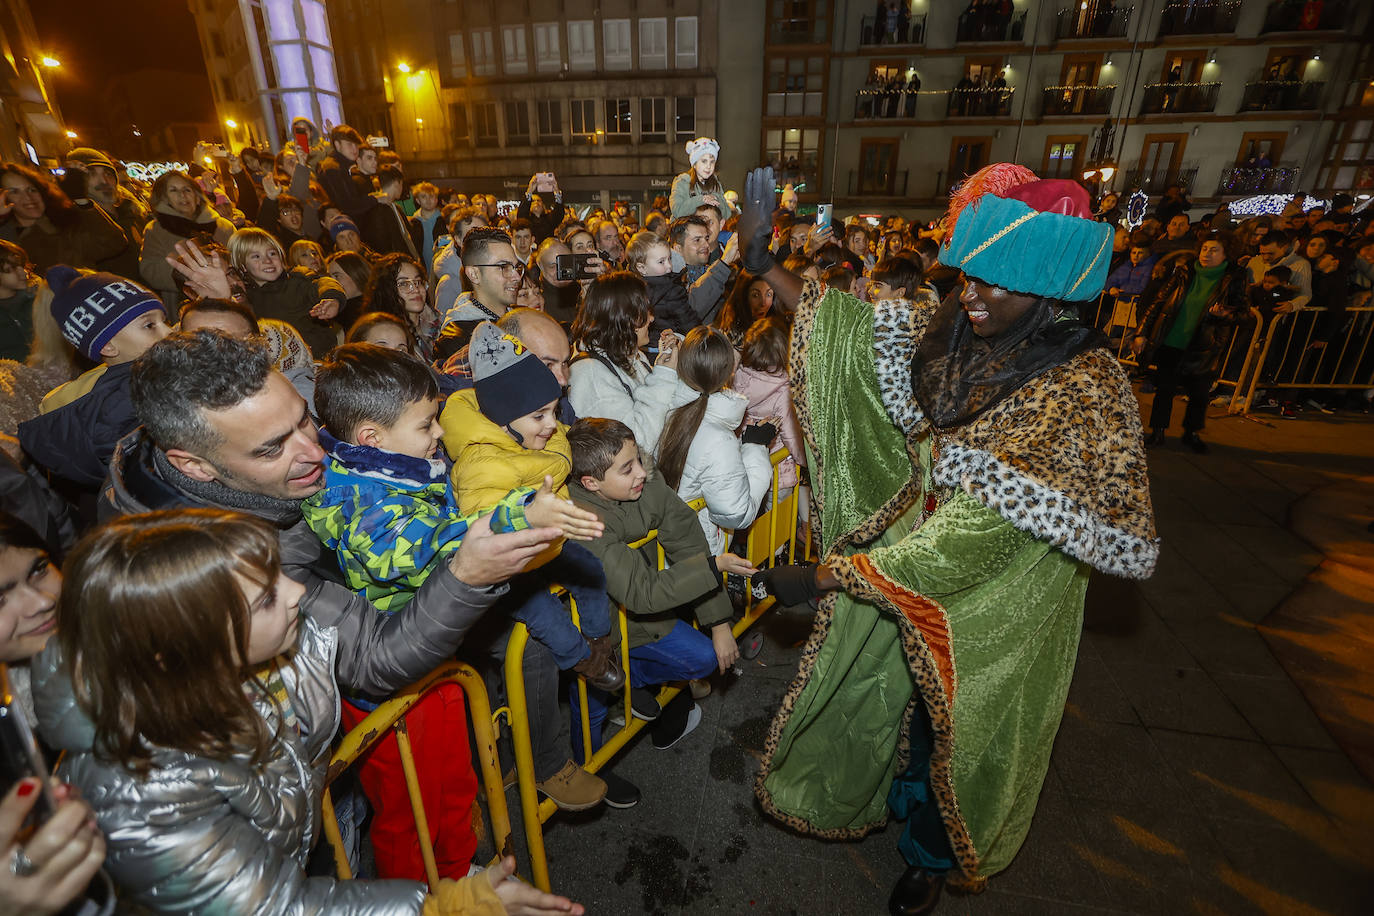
1239,80,1324,111
1215,165,1302,196
860,12,927,46
848,169,910,197
1055,4,1133,40
854,87,925,120
1139,82,1221,114
1121,165,1199,193
1157,0,1242,35
946,87,1015,117
1261,0,1347,33
956,7,1028,42
1041,85,1116,116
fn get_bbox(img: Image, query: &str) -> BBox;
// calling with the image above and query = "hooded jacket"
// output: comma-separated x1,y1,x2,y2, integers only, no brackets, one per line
33,616,428,915
439,389,569,570
302,429,534,613
671,388,773,555
732,364,803,489
17,360,138,491
102,428,505,700
570,463,733,648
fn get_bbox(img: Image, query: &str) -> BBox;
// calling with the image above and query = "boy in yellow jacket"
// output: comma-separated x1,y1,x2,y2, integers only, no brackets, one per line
441,321,622,692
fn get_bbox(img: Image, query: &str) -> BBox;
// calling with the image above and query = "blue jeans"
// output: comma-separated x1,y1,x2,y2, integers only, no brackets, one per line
504,541,611,670
570,619,718,762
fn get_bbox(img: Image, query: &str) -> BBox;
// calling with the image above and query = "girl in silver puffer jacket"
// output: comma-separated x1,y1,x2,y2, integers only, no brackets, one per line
33,508,582,916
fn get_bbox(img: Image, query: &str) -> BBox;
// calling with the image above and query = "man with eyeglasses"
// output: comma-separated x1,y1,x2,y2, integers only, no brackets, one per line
63,148,146,282
434,227,522,360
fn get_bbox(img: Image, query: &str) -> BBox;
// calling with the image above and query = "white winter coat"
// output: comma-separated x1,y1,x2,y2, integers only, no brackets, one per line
568,350,688,455
674,389,772,554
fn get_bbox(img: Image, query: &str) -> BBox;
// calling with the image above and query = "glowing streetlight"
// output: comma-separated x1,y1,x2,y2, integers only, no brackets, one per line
397,62,411,73
225,118,238,129
40,56,61,68
415,117,424,124
64,129,77,139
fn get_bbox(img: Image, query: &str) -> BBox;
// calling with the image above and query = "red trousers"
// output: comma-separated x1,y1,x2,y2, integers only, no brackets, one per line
340,683,479,881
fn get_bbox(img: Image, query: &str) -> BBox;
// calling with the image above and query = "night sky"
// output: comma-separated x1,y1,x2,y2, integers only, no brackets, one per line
30,0,214,145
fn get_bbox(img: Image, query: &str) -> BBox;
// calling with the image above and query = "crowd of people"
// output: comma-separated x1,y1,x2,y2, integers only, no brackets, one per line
0,113,1368,915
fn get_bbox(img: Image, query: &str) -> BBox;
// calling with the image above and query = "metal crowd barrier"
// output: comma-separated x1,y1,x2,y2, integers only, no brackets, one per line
320,662,512,890
501,447,808,891
1236,294,1374,413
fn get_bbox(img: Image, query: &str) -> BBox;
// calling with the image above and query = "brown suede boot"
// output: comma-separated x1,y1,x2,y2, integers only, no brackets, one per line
572,634,625,691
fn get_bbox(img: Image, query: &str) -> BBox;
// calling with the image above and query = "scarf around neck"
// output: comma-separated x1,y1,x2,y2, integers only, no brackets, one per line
152,446,305,527
911,290,1108,429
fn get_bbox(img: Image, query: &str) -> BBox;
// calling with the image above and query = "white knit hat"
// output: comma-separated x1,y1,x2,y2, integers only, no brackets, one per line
685,137,720,167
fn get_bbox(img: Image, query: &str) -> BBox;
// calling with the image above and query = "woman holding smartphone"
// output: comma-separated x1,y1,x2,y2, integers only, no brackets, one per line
0,512,106,915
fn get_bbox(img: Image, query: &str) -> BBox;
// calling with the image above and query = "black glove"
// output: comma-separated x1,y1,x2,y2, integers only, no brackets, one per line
741,422,779,446
752,563,821,606
740,167,778,276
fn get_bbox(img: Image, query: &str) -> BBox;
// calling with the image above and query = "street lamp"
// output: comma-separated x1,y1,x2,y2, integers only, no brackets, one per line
40,56,61,68
64,129,77,139
225,118,238,129
397,62,411,73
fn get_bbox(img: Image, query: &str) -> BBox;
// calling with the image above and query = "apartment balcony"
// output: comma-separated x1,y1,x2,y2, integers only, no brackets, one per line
1139,82,1221,114
859,12,926,46
848,169,910,197
1157,0,1242,35
1041,85,1115,117
1054,4,1133,40
1122,164,1199,193
1239,80,1324,111
1261,0,1347,33
946,87,1015,118
769,16,827,45
956,7,1028,43
1215,165,1302,196
853,87,925,120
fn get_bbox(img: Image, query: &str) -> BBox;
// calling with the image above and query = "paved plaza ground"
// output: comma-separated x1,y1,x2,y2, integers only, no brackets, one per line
504,396,1374,915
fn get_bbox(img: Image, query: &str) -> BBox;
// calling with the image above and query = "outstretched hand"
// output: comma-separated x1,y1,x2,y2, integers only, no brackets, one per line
739,167,777,276
527,475,604,540
166,239,233,300
447,513,562,587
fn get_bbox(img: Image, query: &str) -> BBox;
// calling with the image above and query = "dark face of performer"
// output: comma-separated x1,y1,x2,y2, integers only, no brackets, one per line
959,277,1038,339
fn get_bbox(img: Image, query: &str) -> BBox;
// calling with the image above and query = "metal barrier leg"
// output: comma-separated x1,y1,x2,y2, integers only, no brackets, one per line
452,665,513,865
394,719,442,890
502,624,551,893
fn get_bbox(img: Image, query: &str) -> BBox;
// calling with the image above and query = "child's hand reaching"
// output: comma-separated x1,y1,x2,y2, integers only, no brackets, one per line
655,330,680,370
527,476,604,540
309,298,340,320
715,553,759,577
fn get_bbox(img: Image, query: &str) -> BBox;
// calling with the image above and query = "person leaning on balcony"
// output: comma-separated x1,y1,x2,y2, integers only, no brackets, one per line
1132,231,1249,454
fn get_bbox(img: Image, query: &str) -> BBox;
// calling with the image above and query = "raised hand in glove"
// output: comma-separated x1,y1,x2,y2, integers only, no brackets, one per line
739,166,778,276
740,421,779,446
752,563,824,607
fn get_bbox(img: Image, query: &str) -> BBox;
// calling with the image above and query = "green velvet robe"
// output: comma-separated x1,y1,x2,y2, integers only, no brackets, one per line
756,282,1158,884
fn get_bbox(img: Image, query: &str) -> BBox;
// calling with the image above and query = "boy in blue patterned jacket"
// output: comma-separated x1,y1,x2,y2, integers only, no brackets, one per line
301,341,604,881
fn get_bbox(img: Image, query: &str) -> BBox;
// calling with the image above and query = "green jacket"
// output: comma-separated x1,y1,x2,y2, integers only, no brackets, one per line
570,467,732,648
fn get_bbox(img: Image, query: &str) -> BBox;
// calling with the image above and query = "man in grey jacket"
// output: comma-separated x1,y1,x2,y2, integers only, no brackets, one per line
102,330,562,698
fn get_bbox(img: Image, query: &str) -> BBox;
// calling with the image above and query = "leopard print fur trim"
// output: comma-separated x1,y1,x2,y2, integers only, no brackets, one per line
788,278,827,523
933,442,1159,579
871,296,928,437
754,554,983,879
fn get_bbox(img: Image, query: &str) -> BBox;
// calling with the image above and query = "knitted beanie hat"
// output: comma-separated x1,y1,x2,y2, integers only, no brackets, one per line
469,321,562,428
685,137,720,168
328,217,360,242
942,172,1113,302
46,265,164,360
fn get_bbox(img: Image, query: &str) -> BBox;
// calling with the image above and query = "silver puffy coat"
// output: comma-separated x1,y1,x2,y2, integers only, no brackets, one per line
34,617,427,915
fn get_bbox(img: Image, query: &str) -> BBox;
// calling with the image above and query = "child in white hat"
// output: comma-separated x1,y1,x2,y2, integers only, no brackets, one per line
670,137,738,220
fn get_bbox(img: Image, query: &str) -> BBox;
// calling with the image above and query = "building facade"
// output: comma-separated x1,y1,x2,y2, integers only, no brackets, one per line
724,0,1371,219
0,0,67,166
190,0,345,153
325,0,718,214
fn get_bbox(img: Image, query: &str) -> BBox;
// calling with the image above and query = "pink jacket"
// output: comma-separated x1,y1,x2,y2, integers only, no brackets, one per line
732,365,804,489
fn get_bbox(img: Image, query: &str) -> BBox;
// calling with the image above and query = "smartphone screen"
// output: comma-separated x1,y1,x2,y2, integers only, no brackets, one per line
294,127,311,159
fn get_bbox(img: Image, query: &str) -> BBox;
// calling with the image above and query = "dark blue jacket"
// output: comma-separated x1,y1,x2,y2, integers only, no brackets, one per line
17,361,138,492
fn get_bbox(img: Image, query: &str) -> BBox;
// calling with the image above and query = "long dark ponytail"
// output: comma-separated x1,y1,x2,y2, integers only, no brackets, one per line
656,327,736,490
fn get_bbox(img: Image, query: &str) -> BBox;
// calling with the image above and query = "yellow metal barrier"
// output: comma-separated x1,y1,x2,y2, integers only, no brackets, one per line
320,661,512,891
501,448,809,891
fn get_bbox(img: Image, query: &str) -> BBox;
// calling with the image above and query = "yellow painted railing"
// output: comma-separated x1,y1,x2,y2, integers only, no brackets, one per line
320,662,512,890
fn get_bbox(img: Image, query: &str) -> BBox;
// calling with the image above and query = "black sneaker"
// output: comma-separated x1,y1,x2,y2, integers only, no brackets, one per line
608,687,662,727
600,770,641,809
